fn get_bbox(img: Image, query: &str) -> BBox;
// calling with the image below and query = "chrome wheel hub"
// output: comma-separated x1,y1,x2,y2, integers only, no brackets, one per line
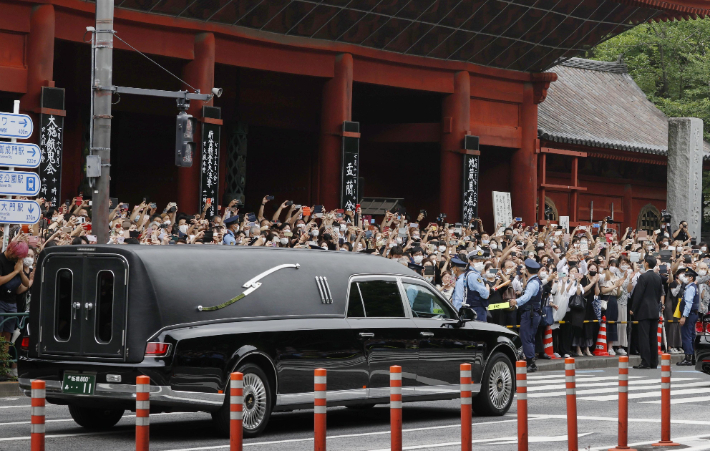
242,373,267,430
488,361,512,410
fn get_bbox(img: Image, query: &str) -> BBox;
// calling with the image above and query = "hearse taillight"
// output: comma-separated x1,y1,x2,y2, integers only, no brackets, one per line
20,336,30,351
144,342,171,357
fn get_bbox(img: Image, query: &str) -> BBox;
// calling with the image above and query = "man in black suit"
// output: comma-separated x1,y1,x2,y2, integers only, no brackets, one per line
630,255,665,369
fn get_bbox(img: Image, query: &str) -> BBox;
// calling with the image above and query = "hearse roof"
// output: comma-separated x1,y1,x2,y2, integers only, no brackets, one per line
40,245,423,327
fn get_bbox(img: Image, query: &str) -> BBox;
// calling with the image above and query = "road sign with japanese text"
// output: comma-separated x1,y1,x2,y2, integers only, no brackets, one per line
0,200,41,224
0,171,41,196
0,143,41,168
0,113,33,139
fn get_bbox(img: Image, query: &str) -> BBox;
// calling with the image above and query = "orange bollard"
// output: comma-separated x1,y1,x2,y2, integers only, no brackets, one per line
565,358,578,451
657,315,663,355
461,363,472,451
516,361,528,451
314,368,327,451
136,375,150,451
609,356,636,451
30,379,45,451
230,372,243,451
391,365,402,451
653,354,679,447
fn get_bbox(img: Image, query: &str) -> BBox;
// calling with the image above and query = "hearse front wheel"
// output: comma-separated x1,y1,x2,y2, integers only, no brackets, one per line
213,363,273,438
68,405,124,430
472,352,514,416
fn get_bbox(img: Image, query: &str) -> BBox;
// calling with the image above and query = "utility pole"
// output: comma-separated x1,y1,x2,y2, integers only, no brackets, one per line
92,0,114,244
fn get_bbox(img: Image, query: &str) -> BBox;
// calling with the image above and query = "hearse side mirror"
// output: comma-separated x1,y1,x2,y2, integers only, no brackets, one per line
457,304,476,326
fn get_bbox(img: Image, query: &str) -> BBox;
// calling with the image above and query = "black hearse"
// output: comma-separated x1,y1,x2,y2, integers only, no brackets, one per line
696,313,710,375
19,245,522,436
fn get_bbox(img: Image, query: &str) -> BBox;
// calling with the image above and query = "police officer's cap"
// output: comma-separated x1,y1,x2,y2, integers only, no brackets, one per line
407,262,424,271
680,267,698,279
224,215,240,225
467,249,489,260
524,258,541,270
451,257,467,267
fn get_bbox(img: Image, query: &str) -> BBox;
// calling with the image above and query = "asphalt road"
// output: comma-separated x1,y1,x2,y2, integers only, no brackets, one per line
1,366,710,451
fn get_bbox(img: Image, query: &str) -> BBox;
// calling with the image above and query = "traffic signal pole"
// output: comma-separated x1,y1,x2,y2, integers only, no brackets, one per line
91,0,114,245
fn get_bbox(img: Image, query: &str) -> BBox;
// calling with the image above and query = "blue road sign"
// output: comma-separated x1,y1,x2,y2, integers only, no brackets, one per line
0,171,40,196
0,113,33,139
0,200,41,225
0,143,41,168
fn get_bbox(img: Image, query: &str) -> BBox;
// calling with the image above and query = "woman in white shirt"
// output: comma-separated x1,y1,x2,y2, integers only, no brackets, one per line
550,271,583,358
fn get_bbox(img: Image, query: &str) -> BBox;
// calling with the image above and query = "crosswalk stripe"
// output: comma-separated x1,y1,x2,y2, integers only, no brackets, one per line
577,384,710,402
640,395,710,405
529,381,710,399
527,377,698,392
526,373,596,381
527,375,645,385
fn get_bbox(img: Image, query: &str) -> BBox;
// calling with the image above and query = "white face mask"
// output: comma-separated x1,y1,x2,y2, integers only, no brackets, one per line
280,238,289,245
311,230,319,237
677,247,683,252
539,271,548,280
473,262,485,273
23,257,33,267
698,269,708,276
679,275,688,284
340,224,346,231
322,245,328,251
297,223,306,229
163,219,171,226
438,246,446,253
413,255,424,264
703,247,708,252
179,224,188,234
481,240,490,245
490,243,498,250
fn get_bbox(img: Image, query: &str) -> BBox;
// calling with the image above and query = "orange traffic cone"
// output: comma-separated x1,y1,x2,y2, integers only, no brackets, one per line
657,314,663,355
593,316,610,356
543,325,559,359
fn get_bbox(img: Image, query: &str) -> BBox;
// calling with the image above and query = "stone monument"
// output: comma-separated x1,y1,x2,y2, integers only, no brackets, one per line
667,117,704,241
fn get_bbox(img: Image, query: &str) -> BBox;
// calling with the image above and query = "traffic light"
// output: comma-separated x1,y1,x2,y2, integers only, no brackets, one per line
175,111,196,167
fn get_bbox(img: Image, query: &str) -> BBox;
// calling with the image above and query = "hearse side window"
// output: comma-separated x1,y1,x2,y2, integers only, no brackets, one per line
356,280,405,318
402,282,456,319
347,282,365,318
54,269,73,341
95,271,114,343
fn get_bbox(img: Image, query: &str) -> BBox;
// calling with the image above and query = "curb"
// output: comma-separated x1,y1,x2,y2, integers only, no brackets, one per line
537,354,686,371
0,381,23,397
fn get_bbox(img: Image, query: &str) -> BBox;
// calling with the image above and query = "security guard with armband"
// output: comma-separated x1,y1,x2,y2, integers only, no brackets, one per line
451,250,490,321
510,259,543,372
677,268,699,366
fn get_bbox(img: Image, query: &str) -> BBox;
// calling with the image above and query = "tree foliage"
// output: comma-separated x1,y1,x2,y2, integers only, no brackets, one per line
587,18,710,141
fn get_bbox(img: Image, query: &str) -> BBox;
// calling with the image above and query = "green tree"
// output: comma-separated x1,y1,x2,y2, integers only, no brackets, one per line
587,18,710,142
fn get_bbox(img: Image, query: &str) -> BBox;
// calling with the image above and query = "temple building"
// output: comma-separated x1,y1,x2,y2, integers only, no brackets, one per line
1,0,709,227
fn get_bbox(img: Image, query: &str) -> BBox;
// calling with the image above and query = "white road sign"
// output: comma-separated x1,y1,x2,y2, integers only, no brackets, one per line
0,143,41,168
0,171,40,196
0,113,33,139
0,200,41,225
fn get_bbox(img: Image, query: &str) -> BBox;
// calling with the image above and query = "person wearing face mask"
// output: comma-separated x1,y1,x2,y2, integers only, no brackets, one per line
450,251,490,320
410,247,425,266
509,259,543,372
222,215,240,245
629,255,665,369
0,239,30,379
676,268,699,366
438,271,456,301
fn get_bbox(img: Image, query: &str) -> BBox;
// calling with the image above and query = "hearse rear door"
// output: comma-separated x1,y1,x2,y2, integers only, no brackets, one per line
39,254,128,360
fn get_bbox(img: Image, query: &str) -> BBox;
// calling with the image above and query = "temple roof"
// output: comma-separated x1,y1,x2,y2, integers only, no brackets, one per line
110,0,709,72
538,57,710,157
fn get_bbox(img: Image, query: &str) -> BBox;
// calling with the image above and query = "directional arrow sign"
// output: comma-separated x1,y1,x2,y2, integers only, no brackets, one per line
0,200,41,225
0,171,40,196
0,113,33,139
0,143,41,168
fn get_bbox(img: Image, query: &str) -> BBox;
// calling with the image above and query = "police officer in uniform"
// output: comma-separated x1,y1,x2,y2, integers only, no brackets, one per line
222,215,240,245
677,268,699,366
451,250,490,321
510,259,543,372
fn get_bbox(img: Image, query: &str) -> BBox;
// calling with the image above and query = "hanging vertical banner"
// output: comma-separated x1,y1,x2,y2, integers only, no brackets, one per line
341,121,360,211
199,106,221,218
462,135,480,223
39,87,66,208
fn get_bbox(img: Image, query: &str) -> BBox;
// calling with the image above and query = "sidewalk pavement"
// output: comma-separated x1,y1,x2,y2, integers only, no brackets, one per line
0,381,22,397
536,353,686,371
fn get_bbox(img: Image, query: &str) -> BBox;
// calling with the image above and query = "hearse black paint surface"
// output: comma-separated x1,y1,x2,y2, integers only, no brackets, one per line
19,245,522,436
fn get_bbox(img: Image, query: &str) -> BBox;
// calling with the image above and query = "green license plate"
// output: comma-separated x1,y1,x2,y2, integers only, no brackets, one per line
62,373,95,395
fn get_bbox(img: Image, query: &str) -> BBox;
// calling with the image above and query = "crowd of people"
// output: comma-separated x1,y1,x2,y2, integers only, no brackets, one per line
0,194,708,377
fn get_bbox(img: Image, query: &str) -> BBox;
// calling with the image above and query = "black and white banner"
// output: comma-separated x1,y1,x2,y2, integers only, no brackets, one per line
200,106,221,218
462,154,480,223
39,87,65,208
341,121,360,211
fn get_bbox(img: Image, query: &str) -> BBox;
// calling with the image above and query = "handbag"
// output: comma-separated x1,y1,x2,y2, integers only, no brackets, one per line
541,305,555,326
569,294,585,311
673,300,682,319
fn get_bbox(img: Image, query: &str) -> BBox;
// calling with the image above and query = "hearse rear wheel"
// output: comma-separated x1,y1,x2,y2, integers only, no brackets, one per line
68,405,124,430
472,352,514,416
213,363,273,438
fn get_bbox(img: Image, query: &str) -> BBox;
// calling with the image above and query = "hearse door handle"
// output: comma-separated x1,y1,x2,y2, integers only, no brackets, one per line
358,332,375,338
420,332,434,337
72,302,81,320
84,302,93,321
